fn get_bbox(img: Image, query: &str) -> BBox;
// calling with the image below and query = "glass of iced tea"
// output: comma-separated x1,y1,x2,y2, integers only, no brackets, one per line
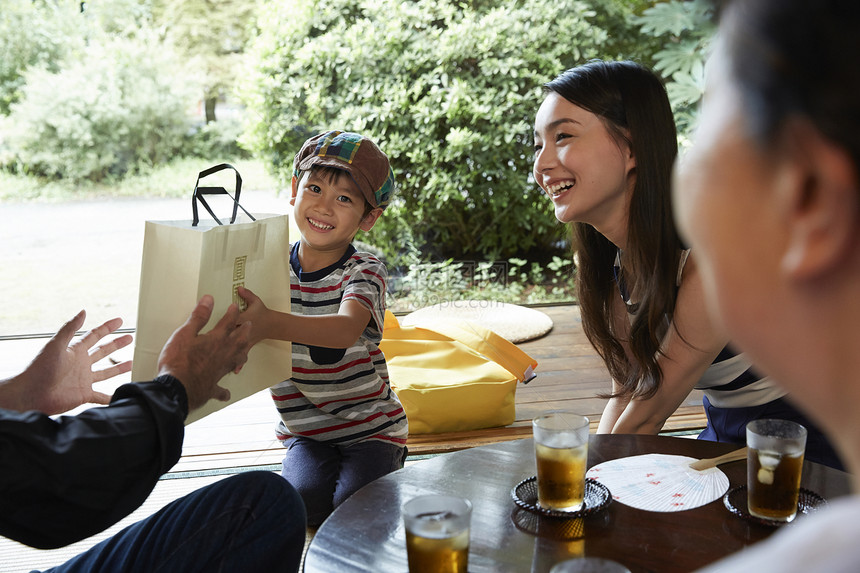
533,411,590,512
402,494,471,573
746,419,808,522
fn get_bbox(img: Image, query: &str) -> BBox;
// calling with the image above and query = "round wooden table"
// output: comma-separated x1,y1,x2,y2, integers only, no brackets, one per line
304,435,851,572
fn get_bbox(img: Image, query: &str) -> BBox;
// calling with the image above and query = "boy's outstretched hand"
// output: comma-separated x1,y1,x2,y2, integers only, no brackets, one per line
235,285,371,349
0,311,133,415
157,295,252,412
236,286,270,346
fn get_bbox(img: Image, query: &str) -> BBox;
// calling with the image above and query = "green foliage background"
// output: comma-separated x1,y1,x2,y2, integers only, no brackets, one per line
633,0,716,142
0,0,717,269
3,31,198,181
0,1,79,116
152,0,258,121
0,0,254,183
241,0,654,263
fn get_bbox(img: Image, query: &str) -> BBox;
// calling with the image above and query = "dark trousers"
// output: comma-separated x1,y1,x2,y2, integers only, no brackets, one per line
699,395,845,471
41,471,306,573
281,436,407,527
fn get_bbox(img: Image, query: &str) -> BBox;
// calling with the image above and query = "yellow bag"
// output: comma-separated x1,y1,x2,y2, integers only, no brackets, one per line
380,311,537,435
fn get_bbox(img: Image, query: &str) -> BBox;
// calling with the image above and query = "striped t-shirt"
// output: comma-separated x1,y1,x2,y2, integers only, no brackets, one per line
270,242,408,447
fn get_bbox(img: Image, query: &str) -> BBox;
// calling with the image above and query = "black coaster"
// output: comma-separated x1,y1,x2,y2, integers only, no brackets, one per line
511,476,611,519
723,485,826,527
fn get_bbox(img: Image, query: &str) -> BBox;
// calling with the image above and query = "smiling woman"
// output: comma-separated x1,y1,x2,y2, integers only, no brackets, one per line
533,60,842,470
534,61,681,408
533,92,635,238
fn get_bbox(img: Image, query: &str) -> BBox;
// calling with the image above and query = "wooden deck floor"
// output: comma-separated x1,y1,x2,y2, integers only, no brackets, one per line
172,303,706,471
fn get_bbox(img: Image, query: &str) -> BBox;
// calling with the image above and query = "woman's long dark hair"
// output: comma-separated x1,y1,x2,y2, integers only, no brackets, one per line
544,61,680,399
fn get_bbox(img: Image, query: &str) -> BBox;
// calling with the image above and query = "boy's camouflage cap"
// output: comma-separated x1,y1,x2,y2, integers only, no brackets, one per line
292,130,395,210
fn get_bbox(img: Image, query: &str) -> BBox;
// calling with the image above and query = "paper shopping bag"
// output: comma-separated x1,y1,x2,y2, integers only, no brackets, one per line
131,164,291,424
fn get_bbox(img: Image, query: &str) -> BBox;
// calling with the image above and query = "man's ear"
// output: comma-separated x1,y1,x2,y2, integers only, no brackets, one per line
778,119,859,279
359,208,384,232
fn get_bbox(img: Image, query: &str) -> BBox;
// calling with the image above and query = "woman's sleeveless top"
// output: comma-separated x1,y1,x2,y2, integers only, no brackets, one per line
614,249,785,408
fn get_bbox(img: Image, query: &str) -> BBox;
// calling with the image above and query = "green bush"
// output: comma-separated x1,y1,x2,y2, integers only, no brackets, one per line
0,0,82,116
2,32,200,182
186,117,252,161
241,0,647,263
632,0,716,142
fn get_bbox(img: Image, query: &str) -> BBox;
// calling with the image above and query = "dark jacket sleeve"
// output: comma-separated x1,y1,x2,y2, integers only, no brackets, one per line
0,375,188,549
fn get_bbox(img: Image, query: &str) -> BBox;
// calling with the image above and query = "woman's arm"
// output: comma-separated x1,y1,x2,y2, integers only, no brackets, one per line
597,382,630,433
595,295,634,433
602,255,728,434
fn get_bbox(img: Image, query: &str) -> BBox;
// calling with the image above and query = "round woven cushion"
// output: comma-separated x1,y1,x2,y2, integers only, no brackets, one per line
402,301,554,343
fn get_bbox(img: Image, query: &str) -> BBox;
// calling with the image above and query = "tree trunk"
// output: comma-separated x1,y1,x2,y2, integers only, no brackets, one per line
205,97,217,123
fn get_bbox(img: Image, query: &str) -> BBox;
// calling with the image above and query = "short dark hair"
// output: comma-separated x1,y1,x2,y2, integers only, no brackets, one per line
722,0,860,170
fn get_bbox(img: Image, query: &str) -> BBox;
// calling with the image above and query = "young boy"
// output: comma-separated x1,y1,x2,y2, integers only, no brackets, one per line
238,130,407,526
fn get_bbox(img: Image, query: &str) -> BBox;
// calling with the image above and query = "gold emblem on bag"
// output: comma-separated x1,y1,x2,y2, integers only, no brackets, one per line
233,256,248,310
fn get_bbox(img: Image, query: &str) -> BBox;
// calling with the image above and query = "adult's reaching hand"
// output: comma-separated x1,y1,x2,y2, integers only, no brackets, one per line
157,295,252,412
0,311,133,415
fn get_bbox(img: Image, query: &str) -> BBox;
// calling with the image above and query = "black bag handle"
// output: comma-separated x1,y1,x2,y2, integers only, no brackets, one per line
192,163,256,226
